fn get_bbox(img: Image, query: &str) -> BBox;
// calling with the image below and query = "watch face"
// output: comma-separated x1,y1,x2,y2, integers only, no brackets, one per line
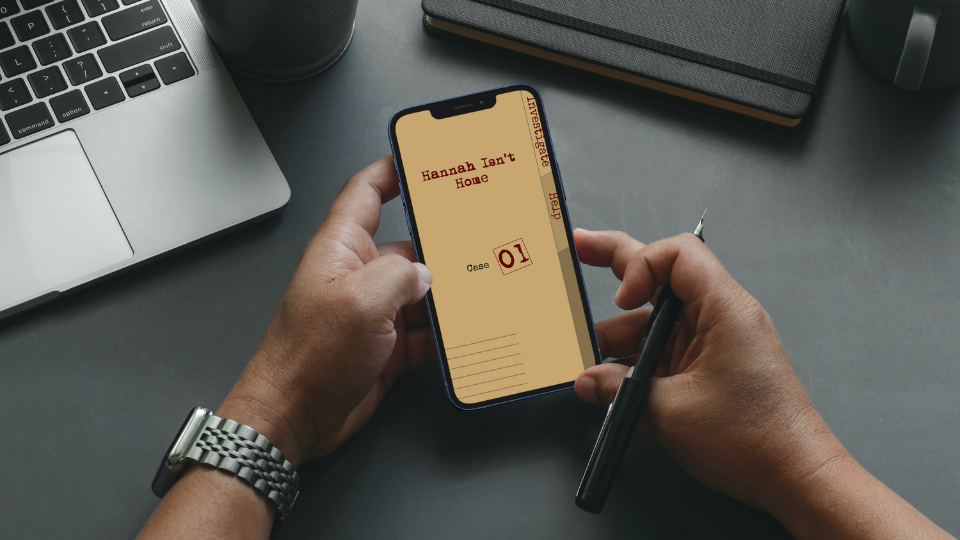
151,407,209,498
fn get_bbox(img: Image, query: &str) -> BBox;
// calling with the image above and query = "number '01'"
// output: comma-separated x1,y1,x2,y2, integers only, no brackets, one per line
498,244,530,269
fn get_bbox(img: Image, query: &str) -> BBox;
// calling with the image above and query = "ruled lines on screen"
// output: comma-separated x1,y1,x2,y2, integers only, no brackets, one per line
446,333,526,399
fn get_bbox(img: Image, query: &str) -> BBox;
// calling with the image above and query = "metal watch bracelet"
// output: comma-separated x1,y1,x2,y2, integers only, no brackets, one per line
152,408,299,537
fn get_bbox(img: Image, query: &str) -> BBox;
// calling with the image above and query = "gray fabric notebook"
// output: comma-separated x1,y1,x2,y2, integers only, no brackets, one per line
422,0,846,125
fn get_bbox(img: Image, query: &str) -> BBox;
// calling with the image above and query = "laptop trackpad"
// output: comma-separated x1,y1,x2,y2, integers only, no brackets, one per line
0,130,132,310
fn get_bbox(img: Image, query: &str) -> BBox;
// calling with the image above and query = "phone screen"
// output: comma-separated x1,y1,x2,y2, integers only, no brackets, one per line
391,87,598,407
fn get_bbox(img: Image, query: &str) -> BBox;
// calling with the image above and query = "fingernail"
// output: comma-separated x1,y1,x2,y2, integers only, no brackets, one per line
414,263,433,285
577,374,598,406
574,227,590,232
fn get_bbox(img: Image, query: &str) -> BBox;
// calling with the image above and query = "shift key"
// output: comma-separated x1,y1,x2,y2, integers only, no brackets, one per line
102,0,167,41
98,26,179,73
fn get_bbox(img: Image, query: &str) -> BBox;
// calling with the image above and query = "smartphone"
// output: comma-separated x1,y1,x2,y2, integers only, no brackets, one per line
388,84,600,410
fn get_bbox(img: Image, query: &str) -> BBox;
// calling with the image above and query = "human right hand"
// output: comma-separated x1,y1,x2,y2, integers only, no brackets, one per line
572,230,954,540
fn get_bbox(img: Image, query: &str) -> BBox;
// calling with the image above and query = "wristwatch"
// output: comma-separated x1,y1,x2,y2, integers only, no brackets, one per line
152,407,300,537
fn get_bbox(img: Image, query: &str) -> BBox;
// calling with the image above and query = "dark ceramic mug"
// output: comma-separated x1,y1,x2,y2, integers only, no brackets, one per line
849,0,960,90
192,0,359,81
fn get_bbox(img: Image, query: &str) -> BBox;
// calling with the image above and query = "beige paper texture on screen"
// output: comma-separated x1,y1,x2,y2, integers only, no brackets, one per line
396,90,593,404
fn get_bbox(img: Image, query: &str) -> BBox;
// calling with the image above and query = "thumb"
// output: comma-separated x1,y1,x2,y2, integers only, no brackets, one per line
575,364,681,439
575,363,629,406
342,254,433,316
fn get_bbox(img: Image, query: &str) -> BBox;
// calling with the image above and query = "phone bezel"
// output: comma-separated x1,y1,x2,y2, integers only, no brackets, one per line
388,84,601,410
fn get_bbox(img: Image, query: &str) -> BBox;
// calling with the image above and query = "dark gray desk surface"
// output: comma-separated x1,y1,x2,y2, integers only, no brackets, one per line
3,1,959,538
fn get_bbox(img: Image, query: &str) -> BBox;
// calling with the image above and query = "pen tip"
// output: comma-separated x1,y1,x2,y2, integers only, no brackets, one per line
694,209,706,241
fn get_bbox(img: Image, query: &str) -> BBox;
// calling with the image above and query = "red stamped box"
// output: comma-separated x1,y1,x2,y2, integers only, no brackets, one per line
493,238,533,275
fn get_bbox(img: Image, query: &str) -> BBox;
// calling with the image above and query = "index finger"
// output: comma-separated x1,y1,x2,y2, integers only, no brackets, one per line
573,229,646,281
615,234,737,327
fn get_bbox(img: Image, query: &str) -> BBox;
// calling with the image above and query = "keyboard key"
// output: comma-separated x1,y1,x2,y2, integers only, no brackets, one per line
11,11,50,41
155,52,193,85
0,22,13,50
33,34,71,65
81,0,118,17
119,62,157,96
47,0,85,30
118,62,150,83
122,0,143,4
84,76,123,109
67,20,105,52
21,0,56,9
63,53,101,84
0,0,20,20
125,73,158,96
102,0,165,40
0,121,9,146
28,65,67,97
49,88,89,122
5,102,54,139
0,46,37,77
98,26,179,73
0,78,31,110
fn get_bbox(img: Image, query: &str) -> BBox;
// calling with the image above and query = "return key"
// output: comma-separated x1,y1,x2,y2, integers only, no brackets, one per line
101,0,166,41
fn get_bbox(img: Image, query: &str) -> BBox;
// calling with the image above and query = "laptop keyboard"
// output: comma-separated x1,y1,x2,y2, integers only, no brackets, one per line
0,0,194,146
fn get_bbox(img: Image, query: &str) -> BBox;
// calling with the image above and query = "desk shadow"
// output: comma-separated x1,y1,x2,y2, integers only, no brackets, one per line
822,33,960,193
0,211,286,335
297,367,792,539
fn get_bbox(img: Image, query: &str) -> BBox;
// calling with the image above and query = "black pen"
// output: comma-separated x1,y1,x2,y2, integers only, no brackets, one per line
575,210,707,513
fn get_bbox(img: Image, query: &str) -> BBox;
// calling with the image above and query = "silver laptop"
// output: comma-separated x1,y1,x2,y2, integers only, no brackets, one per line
0,0,290,319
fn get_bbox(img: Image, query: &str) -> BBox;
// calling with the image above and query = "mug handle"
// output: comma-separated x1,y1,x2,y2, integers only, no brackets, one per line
894,5,941,91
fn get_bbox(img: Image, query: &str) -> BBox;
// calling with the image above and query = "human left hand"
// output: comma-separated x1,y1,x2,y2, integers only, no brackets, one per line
217,156,436,465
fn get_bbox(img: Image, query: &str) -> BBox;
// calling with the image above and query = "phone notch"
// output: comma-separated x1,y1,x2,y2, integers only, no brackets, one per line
430,93,497,119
